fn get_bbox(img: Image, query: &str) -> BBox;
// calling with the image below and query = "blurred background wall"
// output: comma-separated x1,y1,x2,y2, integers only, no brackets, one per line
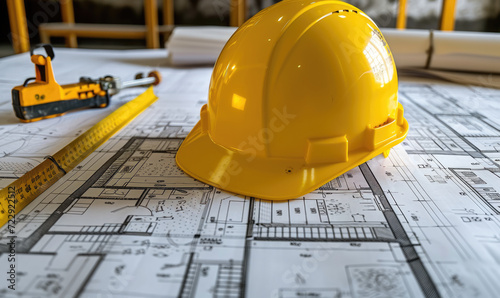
1,0,499,56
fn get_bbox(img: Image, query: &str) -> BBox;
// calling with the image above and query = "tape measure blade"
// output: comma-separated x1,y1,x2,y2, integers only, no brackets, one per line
54,87,158,172
0,159,65,227
0,87,158,227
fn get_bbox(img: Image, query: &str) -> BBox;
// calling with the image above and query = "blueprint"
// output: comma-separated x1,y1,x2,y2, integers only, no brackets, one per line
1,49,500,297
0,49,210,189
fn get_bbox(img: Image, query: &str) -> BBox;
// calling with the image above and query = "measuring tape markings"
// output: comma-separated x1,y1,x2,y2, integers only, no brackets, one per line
0,87,158,227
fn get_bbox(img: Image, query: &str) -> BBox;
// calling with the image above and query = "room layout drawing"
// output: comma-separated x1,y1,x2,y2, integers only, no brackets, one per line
1,78,500,298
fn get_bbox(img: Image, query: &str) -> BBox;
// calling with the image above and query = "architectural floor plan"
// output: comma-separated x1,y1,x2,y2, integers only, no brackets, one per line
0,50,500,297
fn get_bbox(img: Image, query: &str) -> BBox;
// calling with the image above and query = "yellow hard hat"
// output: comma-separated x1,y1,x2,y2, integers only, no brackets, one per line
176,0,409,200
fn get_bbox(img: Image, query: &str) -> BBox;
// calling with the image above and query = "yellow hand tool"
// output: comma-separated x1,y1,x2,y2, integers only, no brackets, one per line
1,86,158,227
12,44,161,122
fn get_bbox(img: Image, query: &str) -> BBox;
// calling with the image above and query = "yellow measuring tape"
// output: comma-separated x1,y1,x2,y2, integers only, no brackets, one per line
0,87,158,227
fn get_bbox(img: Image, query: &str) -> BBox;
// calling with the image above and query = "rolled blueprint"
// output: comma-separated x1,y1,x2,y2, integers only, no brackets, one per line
166,27,500,87
379,29,430,68
166,26,237,66
382,29,500,74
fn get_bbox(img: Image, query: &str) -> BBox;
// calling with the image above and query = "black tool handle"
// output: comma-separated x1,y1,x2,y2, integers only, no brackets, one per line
30,44,55,60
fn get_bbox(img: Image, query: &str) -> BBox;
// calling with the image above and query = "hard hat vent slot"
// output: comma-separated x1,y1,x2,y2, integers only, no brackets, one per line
374,118,394,128
366,118,398,150
332,9,358,14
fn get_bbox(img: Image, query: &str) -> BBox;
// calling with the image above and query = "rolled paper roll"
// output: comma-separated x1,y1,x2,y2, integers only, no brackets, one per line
381,29,430,69
432,30,500,73
166,26,237,66
382,28,500,74
165,26,500,87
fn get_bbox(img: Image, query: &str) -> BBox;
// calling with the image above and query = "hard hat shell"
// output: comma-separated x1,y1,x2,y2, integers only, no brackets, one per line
176,0,409,200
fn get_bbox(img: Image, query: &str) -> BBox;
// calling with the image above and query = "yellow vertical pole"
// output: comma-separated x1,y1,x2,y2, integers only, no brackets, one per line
396,0,407,29
145,0,160,48
60,0,78,47
163,0,174,25
6,0,30,53
230,0,246,27
440,0,456,31
6,0,20,53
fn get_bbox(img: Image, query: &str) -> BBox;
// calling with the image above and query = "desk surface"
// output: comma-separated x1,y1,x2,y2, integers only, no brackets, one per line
1,48,500,297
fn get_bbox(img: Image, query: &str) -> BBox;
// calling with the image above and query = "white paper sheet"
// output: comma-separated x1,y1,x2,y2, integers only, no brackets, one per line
1,49,500,297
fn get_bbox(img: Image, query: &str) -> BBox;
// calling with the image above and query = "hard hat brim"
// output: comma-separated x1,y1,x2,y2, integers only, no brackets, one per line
176,118,409,200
